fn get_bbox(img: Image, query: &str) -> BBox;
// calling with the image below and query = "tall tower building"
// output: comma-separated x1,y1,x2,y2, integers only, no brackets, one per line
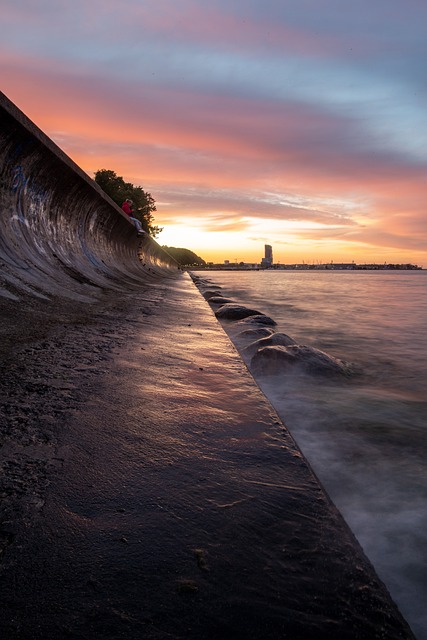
261,244,273,268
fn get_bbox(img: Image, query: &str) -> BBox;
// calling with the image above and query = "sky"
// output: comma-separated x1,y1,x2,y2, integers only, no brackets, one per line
1,0,427,265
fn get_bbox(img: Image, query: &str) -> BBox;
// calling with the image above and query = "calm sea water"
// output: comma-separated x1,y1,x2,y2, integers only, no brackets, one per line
203,270,427,640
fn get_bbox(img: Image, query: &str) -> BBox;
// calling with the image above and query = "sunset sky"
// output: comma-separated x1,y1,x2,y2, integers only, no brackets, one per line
1,0,426,265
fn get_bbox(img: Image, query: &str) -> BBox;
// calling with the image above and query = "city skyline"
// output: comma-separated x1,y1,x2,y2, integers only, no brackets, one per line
1,1,427,267
205,252,422,270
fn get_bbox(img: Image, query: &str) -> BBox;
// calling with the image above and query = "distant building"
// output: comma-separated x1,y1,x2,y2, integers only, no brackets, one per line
224,260,230,265
323,263,356,270
261,244,273,268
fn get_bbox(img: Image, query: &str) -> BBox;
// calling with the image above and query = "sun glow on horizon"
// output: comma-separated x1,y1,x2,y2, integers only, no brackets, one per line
157,218,425,267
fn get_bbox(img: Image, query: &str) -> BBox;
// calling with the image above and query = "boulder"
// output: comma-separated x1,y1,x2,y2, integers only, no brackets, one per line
237,327,275,340
208,296,234,305
192,276,218,288
242,332,297,358
215,303,262,320
236,314,277,327
251,344,352,377
202,289,223,300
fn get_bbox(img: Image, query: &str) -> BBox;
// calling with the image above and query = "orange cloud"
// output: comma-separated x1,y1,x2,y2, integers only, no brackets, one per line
2,40,426,266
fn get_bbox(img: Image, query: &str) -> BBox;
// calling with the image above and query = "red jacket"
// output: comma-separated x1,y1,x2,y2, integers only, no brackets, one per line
121,201,133,216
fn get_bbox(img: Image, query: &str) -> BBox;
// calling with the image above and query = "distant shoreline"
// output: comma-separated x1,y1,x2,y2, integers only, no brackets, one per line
190,264,423,271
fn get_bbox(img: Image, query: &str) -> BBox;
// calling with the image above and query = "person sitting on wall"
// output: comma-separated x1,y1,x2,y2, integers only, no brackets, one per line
121,199,146,236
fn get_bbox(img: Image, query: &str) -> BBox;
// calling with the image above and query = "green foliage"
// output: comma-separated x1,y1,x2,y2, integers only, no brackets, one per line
162,246,206,266
94,169,162,237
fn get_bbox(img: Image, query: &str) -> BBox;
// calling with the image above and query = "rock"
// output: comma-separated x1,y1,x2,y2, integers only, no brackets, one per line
215,304,262,320
251,344,352,377
236,314,277,327
202,290,224,300
237,327,275,340
208,296,234,305
242,332,297,358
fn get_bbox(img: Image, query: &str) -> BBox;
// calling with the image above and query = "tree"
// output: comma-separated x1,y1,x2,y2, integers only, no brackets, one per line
162,246,206,267
94,169,162,237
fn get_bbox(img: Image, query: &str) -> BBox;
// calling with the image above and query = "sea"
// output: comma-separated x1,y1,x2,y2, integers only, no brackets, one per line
201,269,427,640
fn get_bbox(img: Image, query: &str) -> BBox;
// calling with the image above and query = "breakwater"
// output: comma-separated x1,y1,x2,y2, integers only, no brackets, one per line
0,93,416,639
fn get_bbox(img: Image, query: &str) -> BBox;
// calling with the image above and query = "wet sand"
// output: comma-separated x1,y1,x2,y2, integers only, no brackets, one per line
0,273,415,639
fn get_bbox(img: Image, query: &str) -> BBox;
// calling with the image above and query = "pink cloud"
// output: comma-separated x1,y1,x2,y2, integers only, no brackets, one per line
2,47,426,263
2,49,424,189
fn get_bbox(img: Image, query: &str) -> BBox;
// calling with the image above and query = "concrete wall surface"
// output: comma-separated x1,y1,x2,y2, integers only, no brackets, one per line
0,91,177,306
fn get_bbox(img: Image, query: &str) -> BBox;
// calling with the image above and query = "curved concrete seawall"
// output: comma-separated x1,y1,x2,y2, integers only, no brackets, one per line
0,93,416,639
0,90,177,307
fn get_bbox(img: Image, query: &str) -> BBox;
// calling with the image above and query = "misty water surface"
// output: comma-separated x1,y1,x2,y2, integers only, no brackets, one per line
205,270,427,640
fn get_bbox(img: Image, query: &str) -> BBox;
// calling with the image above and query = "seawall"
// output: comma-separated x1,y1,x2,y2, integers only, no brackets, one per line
0,91,177,306
0,93,415,639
